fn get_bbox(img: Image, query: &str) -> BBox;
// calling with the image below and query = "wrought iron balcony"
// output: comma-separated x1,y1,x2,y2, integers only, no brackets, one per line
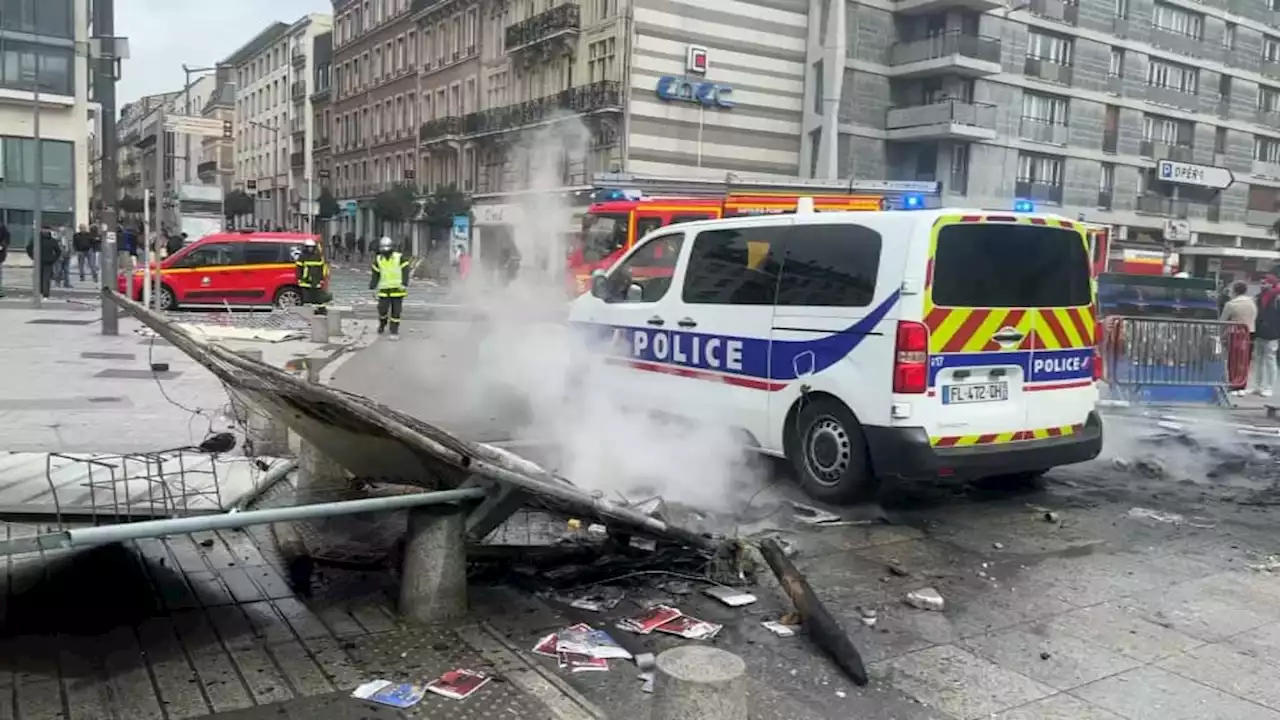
291,47,306,67
465,81,622,136
291,81,306,100
196,160,217,176
505,4,580,52
290,151,305,168
420,115,465,143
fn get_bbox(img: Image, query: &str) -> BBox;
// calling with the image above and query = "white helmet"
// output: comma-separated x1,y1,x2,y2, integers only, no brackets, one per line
303,238,316,248
378,236,394,251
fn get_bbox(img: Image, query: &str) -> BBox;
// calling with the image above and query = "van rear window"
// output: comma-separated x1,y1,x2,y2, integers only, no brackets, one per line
931,223,1092,308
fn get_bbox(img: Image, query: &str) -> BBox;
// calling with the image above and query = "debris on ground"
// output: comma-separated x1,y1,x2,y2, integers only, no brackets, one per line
905,587,946,612
857,607,878,627
1127,507,1185,525
704,585,757,607
1248,555,1280,572
635,653,656,693
655,615,723,640
885,561,910,577
762,621,797,637
425,669,492,700
787,501,843,526
659,579,694,596
618,605,683,634
351,679,428,708
563,586,626,612
554,624,632,660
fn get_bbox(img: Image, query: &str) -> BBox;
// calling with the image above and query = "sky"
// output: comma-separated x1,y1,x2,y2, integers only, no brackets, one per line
116,0,331,104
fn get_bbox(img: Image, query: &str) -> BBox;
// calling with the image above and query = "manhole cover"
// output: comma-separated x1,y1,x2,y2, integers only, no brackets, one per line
80,352,135,360
93,368,182,380
27,318,94,325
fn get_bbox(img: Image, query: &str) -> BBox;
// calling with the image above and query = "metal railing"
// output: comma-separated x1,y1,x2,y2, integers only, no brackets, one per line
1135,194,1190,217
1100,316,1250,405
885,99,997,130
465,81,622,136
290,151,305,168
1029,0,1079,25
888,32,1002,66
196,160,217,176
1013,180,1063,204
1019,117,1068,144
1139,140,1194,160
506,3,580,51
1024,57,1074,85
420,115,466,142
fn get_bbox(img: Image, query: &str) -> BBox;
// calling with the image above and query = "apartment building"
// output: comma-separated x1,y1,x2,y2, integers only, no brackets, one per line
817,0,1280,276
0,0,93,250
197,66,238,194
312,30,335,221
118,93,177,206
287,14,335,230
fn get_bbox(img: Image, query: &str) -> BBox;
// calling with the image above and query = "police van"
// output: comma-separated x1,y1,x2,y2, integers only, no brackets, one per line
568,202,1103,503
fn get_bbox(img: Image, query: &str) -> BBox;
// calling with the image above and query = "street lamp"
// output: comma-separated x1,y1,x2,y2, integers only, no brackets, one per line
247,118,280,229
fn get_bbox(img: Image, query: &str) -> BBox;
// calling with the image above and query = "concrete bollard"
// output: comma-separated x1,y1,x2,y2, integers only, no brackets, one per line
309,314,329,343
326,308,345,337
399,506,467,624
296,438,349,503
651,646,748,720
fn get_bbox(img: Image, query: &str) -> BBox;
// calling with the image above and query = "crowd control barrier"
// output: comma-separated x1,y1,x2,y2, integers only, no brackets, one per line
1099,316,1251,406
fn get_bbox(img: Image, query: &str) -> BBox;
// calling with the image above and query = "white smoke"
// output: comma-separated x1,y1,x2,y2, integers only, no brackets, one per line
446,116,765,512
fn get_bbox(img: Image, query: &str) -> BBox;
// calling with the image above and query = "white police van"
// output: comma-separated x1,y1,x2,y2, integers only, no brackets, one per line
569,202,1103,503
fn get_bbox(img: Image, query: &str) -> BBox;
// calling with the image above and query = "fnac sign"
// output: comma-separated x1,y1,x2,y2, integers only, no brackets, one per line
656,76,735,109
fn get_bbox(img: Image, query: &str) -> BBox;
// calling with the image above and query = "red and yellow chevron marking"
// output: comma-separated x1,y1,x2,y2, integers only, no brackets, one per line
922,214,1094,354
930,423,1084,448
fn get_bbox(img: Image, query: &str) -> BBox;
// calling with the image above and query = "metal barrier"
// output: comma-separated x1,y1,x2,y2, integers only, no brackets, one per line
1100,315,1251,405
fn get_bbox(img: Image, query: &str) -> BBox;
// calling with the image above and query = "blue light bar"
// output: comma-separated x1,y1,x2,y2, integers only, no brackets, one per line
902,193,924,210
592,188,643,202
1013,199,1035,212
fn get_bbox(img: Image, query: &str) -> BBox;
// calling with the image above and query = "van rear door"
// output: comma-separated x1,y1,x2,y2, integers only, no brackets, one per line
926,215,1095,447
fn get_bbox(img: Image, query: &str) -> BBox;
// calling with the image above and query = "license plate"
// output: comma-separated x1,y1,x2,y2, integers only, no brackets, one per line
943,382,1009,404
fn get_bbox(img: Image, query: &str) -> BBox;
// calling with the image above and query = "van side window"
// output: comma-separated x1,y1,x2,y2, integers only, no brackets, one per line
244,243,286,265
682,227,784,306
777,224,881,307
635,217,664,240
603,232,684,303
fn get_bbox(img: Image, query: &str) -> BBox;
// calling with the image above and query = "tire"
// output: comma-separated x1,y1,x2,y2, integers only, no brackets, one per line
157,284,177,311
786,397,877,504
274,285,303,309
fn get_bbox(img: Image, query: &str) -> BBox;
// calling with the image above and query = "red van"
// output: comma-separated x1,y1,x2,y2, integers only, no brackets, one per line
117,231,327,310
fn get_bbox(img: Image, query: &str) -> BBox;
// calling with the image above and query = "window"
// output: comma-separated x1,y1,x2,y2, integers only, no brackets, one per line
0,42,73,95
1262,86,1280,113
1114,0,1127,17
243,242,287,264
0,0,73,38
1215,127,1227,153
1108,47,1124,77
1265,36,1280,64
177,242,240,268
588,38,617,83
1152,2,1203,38
1143,114,1191,144
1224,23,1236,50
40,138,72,186
682,226,784,306
775,225,880,307
1017,153,1063,186
1022,92,1069,124
1256,136,1280,164
931,224,1091,308
1100,163,1115,191
600,232,685,303
1146,58,1198,94
636,216,663,240
2,137,72,185
1027,30,1072,65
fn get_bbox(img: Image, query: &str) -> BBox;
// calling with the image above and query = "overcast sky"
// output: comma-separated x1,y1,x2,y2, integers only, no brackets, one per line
116,0,331,104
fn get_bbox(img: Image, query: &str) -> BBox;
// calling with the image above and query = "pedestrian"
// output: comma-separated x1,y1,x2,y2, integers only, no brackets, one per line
26,226,60,298
0,222,9,297
330,234,343,263
356,236,366,263
295,238,328,315
1248,275,1280,397
89,223,101,279
55,226,72,288
165,230,182,258
73,223,96,282
369,236,410,340
344,231,355,262
1223,281,1258,397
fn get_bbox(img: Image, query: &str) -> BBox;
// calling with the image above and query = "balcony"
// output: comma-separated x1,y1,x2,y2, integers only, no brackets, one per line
1247,209,1280,228
1135,194,1190,218
1140,140,1194,161
884,100,997,141
1102,129,1118,153
1024,57,1073,86
312,84,330,102
420,115,466,144
196,160,217,177
1029,0,1078,26
1257,109,1280,128
465,81,622,137
1019,117,1068,145
290,151,305,169
291,47,306,68
292,122,306,138
887,32,1001,78
1264,60,1280,80
1144,84,1196,111
291,82,306,100
505,4,580,57
892,0,1002,15
1014,180,1064,205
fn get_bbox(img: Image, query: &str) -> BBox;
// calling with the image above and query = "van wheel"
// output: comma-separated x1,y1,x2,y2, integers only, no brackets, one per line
157,284,177,311
787,398,877,504
274,286,303,309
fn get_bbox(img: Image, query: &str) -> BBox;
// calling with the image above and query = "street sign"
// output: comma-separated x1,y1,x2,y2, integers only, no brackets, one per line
164,115,229,138
1163,218,1192,243
1158,160,1234,190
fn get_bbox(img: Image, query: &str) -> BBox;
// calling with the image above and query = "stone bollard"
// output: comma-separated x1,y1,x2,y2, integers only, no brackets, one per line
296,438,349,503
309,314,329,343
651,646,748,720
326,307,345,337
399,506,467,624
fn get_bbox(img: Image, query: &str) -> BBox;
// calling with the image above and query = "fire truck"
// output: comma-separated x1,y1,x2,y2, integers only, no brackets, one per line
567,185,934,294
1084,223,1110,277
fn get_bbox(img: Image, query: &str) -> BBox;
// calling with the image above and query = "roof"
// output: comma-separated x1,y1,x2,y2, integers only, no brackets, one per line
200,231,320,243
221,22,290,67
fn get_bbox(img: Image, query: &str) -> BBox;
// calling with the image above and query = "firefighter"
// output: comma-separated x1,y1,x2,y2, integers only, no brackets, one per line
295,238,329,315
370,236,410,339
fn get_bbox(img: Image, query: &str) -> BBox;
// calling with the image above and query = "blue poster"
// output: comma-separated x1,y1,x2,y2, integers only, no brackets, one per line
451,214,470,254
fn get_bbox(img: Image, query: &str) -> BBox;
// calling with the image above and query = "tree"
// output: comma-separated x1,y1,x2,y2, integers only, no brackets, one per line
422,183,472,229
224,189,254,219
317,187,340,220
119,195,144,214
372,183,419,224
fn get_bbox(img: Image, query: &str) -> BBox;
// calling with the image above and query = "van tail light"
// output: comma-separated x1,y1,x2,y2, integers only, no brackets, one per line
894,321,929,394
1092,317,1104,381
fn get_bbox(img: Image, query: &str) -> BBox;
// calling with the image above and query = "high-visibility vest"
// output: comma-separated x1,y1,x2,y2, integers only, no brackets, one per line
297,258,325,287
376,252,404,291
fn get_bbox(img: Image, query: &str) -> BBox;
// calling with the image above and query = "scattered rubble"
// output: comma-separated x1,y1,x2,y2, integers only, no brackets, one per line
905,588,946,612
787,501,843,526
1127,507,1185,525
351,679,428,708
762,621,796,637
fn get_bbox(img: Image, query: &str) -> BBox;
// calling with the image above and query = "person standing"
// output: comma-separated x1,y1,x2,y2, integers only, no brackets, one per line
0,222,9,297
26,226,60,298
1248,275,1280,397
73,224,96,282
88,224,101,280
369,236,410,340
294,239,329,315
1222,281,1258,397
53,226,72,288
